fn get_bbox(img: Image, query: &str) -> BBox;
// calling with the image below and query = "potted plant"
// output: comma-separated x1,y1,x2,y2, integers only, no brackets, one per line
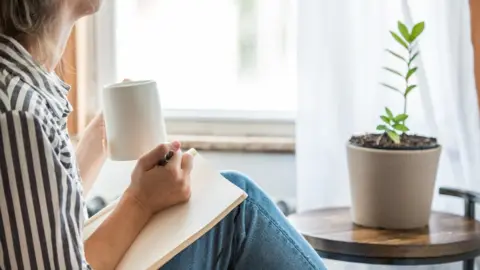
347,21,441,229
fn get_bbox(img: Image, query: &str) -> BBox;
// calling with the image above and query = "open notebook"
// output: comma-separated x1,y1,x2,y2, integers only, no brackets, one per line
83,149,248,270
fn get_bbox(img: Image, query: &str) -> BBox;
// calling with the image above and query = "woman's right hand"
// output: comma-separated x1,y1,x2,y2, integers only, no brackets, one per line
124,141,194,217
86,141,193,269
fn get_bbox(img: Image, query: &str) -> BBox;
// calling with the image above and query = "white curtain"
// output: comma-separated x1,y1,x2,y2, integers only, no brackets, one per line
296,0,480,269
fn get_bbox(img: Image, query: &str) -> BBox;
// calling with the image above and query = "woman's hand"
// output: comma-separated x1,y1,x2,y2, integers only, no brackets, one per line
76,79,131,194
85,141,194,269
80,112,107,158
124,141,195,216
76,112,107,194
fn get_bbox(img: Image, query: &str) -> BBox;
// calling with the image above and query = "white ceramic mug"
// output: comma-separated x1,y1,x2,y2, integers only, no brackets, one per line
103,80,167,161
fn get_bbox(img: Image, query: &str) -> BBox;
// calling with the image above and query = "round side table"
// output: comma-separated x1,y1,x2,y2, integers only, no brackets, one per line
289,207,480,269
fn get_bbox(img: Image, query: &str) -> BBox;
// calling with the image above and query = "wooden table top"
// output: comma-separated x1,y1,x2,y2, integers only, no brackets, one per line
289,207,480,259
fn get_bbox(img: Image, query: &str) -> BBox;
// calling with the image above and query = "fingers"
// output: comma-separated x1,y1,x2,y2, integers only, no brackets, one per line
102,138,107,153
93,111,103,119
138,142,180,171
181,152,194,173
94,112,105,127
165,148,182,169
163,141,182,169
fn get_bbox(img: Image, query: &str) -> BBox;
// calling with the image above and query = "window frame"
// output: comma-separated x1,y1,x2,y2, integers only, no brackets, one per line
471,0,480,110
74,0,295,138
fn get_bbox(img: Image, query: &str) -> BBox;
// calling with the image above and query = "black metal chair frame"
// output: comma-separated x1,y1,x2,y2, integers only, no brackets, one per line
439,187,480,270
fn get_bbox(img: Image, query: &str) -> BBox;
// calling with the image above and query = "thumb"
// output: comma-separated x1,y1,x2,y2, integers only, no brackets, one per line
181,152,194,173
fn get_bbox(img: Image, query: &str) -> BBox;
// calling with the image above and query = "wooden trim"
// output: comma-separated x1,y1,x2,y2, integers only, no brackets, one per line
471,0,480,108
56,27,78,135
169,134,295,153
72,134,295,153
75,18,95,135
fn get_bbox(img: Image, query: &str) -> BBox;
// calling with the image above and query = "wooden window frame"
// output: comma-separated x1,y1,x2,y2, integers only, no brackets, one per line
471,0,480,109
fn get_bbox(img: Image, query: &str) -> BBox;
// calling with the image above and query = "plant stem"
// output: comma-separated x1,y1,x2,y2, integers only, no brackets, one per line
403,45,412,126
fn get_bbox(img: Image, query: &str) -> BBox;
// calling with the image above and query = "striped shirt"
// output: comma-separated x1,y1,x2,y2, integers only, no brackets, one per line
0,35,90,269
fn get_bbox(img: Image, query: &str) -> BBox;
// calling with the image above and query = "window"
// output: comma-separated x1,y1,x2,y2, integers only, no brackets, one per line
76,0,296,138
114,0,296,114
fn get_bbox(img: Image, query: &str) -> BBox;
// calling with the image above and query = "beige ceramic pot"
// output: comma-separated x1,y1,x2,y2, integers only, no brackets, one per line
347,144,441,229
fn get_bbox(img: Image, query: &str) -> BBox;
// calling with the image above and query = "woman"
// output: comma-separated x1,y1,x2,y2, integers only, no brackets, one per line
0,1,326,269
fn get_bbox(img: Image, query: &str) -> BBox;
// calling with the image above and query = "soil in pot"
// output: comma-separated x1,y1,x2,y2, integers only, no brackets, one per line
349,133,438,150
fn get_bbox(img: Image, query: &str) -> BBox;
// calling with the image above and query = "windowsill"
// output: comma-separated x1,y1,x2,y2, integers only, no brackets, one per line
168,134,295,153
72,134,295,153
72,112,295,153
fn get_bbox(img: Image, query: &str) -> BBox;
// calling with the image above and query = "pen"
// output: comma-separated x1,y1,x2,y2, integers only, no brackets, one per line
157,150,175,166
156,148,198,167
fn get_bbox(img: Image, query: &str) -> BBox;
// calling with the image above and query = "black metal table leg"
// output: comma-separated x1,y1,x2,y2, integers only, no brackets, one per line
463,259,474,270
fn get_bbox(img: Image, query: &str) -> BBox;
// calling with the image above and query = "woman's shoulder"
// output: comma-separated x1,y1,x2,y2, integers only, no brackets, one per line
0,69,54,122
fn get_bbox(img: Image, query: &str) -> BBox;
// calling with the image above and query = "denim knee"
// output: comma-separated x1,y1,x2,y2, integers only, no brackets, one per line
220,170,268,203
221,170,252,191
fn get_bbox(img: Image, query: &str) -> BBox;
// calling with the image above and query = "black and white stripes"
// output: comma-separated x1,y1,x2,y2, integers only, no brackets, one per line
0,35,90,269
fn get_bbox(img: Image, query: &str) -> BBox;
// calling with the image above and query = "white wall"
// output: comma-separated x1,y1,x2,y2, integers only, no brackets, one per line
88,151,296,205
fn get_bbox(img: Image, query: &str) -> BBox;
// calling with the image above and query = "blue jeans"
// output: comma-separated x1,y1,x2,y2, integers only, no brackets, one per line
161,171,327,270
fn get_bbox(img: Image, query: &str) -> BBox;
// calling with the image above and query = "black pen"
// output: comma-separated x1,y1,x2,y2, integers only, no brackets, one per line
157,150,175,166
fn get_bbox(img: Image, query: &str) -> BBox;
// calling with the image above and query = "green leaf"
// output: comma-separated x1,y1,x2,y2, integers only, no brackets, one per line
376,125,387,131
406,67,418,81
385,107,394,119
394,113,408,122
397,21,411,43
390,31,408,49
387,130,401,144
409,52,419,66
381,115,391,125
393,123,409,132
383,67,403,78
410,22,425,42
405,85,417,96
380,83,403,94
386,49,407,62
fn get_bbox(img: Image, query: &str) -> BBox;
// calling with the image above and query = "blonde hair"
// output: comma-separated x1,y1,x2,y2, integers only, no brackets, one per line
0,0,60,62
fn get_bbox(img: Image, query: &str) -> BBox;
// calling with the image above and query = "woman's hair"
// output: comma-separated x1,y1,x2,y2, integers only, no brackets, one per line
0,0,60,60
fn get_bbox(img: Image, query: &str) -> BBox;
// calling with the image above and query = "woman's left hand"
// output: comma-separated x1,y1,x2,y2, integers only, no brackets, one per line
76,112,108,194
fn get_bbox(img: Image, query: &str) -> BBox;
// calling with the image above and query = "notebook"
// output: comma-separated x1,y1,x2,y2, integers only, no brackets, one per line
83,148,248,269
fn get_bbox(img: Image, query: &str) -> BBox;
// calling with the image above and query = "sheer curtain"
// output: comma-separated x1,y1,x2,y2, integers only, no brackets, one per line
296,0,480,269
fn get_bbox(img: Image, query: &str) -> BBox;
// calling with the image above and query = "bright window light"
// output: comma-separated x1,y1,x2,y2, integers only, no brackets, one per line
114,0,297,114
